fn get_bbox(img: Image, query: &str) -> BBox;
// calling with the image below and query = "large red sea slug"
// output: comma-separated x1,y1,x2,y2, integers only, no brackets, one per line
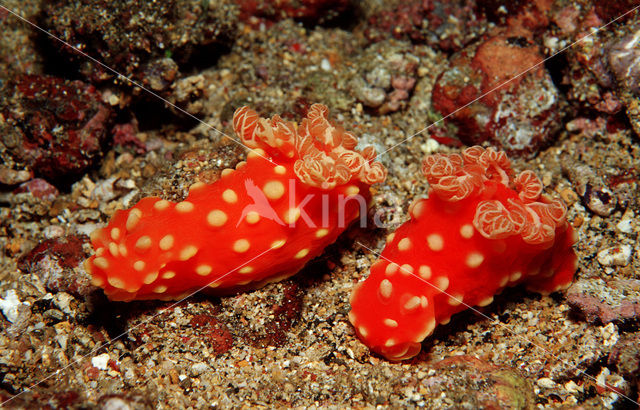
349,146,577,361
85,104,386,301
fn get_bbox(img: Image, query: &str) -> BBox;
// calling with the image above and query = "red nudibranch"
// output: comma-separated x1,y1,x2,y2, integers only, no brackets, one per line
349,146,577,361
85,104,386,301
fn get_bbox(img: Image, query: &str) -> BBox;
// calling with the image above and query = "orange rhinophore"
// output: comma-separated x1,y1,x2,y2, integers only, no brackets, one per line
85,104,386,301
349,146,577,360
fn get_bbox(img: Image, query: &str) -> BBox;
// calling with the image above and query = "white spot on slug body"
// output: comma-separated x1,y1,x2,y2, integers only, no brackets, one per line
222,189,238,204
159,235,175,251
447,293,464,306
126,209,142,231
263,181,285,200
397,238,412,251
427,233,444,251
175,201,194,213
179,245,198,260
107,276,125,289
294,248,309,259
418,265,431,279
385,263,398,276
154,200,170,211
465,252,484,268
379,279,393,299
196,265,212,276
233,239,250,253
400,264,414,276
460,224,474,239
207,209,228,227
143,271,158,284
93,257,109,269
383,318,398,327
315,229,329,238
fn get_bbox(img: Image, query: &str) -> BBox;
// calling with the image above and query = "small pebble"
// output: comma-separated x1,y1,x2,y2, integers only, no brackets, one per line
616,211,635,234
320,58,332,72
537,377,557,388
91,353,110,370
190,362,211,376
0,290,28,323
597,245,632,267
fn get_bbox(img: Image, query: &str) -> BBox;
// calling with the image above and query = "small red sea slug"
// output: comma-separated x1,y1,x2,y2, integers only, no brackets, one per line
349,146,577,360
85,104,386,301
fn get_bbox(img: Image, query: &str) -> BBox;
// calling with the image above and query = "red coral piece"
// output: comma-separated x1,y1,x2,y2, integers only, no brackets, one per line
85,104,386,301
349,146,577,360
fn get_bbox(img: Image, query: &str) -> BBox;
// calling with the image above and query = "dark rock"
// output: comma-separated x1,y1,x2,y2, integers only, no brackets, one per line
364,0,486,52
565,164,618,217
594,1,640,22
423,355,535,408
238,0,351,27
0,74,113,184
142,58,179,92
189,314,234,356
39,0,238,84
609,332,640,380
13,178,59,201
18,235,96,298
432,31,565,157
608,30,640,96
567,278,640,324
112,121,147,155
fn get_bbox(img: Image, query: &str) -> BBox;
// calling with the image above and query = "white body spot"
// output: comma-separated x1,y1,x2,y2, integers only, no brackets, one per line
162,271,176,279
294,248,309,259
107,276,125,289
94,257,109,270
207,209,228,227
110,228,121,241
126,209,142,231
397,237,412,251
233,239,250,253
143,271,159,284
175,201,194,213
154,200,170,211
460,224,474,239
434,276,449,292
222,189,238,204
383,318,398,327
263,181,285,200
427,234,444,251
447,293,464,306
400,264,414,276
385,263,398,276
135,236,152,251
465,252,484,268
159,235,175,251
179,245,198,260
418,265,431,279
315,229,329,238
403,296,422,311
239,266,254,274
379,279,393,299
196,265,213,276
